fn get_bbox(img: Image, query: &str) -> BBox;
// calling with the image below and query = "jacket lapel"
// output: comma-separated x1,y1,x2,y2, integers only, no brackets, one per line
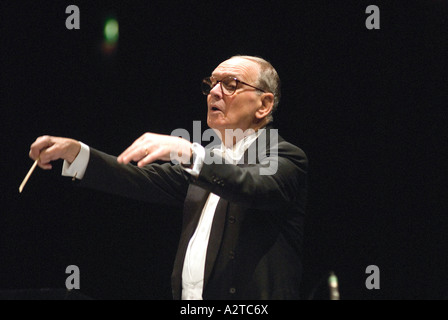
203,197,229,290
171,184,210,299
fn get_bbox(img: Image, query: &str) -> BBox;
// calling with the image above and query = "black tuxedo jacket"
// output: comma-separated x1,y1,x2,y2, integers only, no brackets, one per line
78,127,308,300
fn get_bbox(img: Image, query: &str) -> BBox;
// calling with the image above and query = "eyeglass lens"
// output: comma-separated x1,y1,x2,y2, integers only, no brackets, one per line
202,77,238,96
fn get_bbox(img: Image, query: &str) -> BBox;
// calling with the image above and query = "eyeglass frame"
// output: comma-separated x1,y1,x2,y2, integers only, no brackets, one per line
202,76,267,96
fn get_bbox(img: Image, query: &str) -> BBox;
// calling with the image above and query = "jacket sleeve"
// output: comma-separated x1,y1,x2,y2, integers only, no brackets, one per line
78,148,189,206
191,141,308,211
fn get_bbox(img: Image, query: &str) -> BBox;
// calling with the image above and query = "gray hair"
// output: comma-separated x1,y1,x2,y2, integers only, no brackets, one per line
230,55,281,123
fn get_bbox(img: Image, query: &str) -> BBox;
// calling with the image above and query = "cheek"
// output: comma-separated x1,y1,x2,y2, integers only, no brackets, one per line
230,97,258,117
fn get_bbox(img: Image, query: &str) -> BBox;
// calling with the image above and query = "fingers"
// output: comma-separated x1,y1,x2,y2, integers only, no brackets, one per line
29,136,53,169
29,135,53,160
28,136,81,170
136,139,191,166
118,133,161,165
118,133,193,167
117,133,148,164
117,141,148,164
137,148,166,167
38,143,62,168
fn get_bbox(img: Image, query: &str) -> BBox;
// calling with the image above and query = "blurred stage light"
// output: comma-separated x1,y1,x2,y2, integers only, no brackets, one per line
104,18,119,44
102,18,119,55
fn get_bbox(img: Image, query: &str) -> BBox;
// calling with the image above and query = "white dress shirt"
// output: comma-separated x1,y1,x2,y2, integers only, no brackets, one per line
62,131,260,300
181,131,260,300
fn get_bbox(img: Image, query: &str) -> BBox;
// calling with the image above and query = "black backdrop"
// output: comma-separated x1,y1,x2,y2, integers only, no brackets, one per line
1,1,447,300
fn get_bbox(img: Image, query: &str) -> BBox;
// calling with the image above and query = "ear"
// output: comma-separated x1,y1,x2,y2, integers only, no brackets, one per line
255,93,274,120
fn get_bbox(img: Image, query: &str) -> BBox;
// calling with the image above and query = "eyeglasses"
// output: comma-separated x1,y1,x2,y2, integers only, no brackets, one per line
201,76,266,96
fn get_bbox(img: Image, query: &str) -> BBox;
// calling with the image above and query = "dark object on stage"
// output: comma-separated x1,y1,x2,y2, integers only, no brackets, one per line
0,288,93,300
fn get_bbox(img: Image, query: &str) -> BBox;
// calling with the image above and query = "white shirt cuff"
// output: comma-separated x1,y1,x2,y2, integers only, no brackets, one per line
182,142,205,178
62,142,90,180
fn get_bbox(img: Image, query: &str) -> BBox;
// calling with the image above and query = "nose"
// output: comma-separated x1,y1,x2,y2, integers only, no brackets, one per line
209,82,223,99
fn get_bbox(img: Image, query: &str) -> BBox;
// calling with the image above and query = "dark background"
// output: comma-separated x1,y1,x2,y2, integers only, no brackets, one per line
1,1,446,300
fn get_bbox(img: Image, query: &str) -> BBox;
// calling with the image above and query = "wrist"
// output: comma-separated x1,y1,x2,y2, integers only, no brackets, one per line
65,140,81,164
181,143,194,168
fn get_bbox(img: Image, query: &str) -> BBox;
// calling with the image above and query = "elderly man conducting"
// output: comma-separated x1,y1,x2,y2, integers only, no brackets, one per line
29,55,308,300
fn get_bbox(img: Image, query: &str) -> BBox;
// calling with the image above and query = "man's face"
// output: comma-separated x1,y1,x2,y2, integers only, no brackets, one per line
206,58,264,134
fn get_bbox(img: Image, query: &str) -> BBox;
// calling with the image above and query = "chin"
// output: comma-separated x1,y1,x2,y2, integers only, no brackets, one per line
207,117,225,129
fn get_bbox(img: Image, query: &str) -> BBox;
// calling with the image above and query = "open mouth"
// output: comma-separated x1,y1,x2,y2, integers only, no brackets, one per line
211,106,222,112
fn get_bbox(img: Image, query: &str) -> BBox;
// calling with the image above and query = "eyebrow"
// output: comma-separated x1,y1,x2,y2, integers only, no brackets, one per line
211,72,241,79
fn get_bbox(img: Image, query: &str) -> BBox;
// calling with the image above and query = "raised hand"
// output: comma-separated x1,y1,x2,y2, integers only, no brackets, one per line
29,136,81,170
117,132,192,167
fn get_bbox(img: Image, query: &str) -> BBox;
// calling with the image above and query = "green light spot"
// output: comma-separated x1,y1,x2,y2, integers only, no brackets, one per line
104,19,119,43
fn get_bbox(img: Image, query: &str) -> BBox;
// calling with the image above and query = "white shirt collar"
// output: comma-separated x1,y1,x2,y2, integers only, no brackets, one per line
213,129,262,164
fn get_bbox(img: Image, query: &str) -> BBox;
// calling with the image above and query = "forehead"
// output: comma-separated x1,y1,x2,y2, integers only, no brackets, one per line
212,58,259,82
